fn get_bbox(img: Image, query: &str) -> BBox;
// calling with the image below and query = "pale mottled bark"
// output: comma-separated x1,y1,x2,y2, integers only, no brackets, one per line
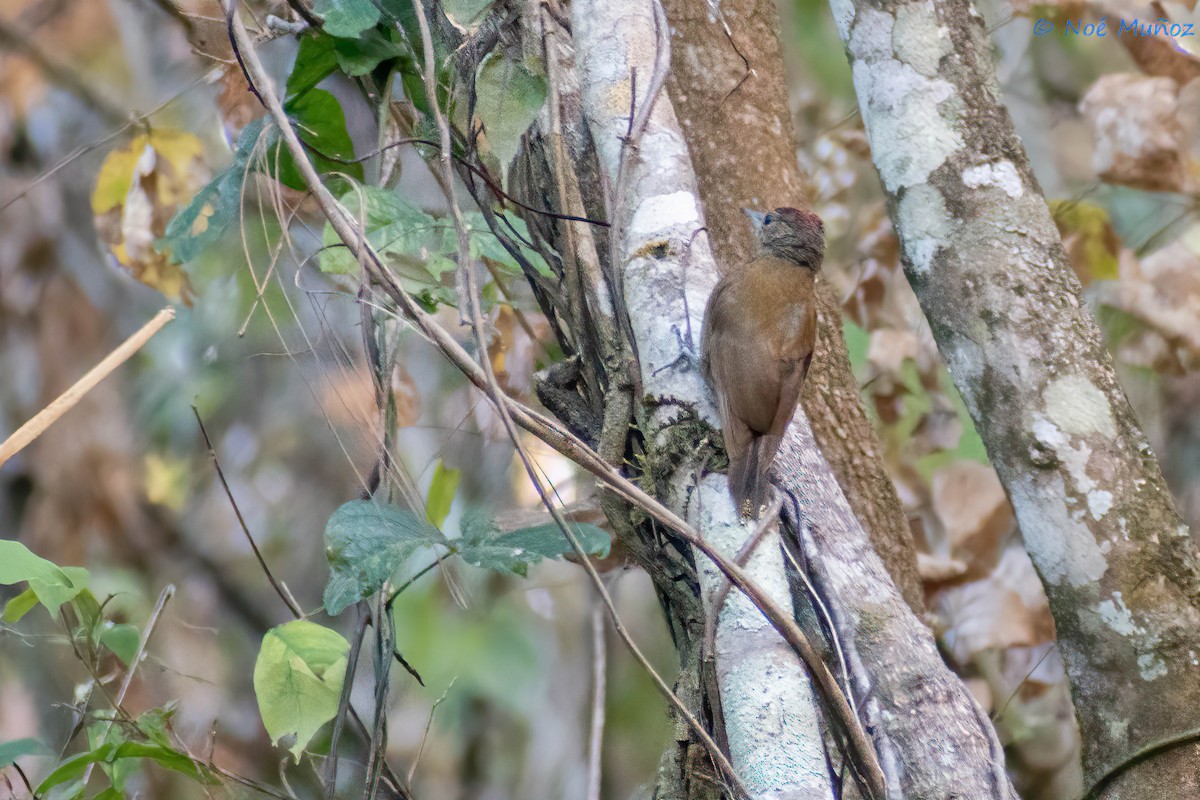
774,424,1017,799
571,2,834,795
831,0,1200,794
660,0,924,615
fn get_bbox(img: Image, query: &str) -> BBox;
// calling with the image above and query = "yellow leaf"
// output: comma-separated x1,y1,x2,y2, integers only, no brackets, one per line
144,453,190,511
91,139,147,214
91,129,207,303
1050,199,1121,284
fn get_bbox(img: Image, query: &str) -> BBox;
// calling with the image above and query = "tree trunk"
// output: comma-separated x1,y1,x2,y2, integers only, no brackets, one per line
568,0,1015,796
831,0,1200,795
570,1,835,795
660,0,924,615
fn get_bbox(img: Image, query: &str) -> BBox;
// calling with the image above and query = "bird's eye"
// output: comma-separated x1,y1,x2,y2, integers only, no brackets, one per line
763,214,773,226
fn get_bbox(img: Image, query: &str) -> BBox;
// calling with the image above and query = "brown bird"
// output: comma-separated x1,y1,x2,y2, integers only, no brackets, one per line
701,207,825,519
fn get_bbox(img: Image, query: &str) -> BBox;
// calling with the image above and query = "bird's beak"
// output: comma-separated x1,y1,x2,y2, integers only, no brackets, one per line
741,208,768,231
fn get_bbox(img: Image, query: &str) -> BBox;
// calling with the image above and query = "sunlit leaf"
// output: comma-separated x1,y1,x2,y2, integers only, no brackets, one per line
253,620,349,761
323,499,446,614
143,452,190,510
426,460,460,528
2,588,39,623
0,541,89,618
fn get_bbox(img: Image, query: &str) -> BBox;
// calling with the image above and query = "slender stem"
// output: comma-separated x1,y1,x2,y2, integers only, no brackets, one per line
194,406,304,619
0,308,174,467
586,602,607,800
81,585,175,786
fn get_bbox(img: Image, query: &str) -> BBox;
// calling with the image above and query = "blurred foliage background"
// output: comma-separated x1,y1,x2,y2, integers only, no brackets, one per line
0,0,1197,797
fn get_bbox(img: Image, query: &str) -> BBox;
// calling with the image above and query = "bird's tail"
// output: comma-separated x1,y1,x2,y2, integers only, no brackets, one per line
728,437,773,520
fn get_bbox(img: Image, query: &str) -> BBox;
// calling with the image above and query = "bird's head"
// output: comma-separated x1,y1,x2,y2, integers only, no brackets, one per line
743,207,825,269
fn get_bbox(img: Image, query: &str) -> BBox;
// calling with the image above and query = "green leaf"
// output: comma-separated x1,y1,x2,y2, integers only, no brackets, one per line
312,0,380,38
319,185,461,302
253,621,350,761
0,738,51,767
136,703,179,748
457,509,610,577
36,742,212,792
0,540,89,618
425,460,460,528
275,89,363,190
470,212,552,278
444,0,493,30
323,500,446,615
333,30,407,77
160,118,271,263
474,51,547,177
320,187,548,303
100,622,141,666
71,589,103,640
288,33,339,97
2,588,39,623
86,722,134,792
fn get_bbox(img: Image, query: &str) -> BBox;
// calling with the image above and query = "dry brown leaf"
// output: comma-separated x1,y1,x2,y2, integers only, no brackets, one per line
1114,21,1200,86
1080,73,1194,193
1095,231,1200,370
392,362,422,428
931,461,1013,578
488,304,547,401
936,545,1054,663
215,67,264,140
916,551,969,583
867,328,919,377
91,130,209,304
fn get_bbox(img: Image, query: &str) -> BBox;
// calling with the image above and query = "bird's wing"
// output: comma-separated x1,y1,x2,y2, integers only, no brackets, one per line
768,299,817,437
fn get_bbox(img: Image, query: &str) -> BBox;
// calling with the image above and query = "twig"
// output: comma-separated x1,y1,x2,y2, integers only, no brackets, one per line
1082,727,1200,800
81,585,176,785
311,134,609,228
586,602,606,800
407,677,455,785
0,307,174,467
780,529,857,722
282,0,321,30
323,607,367,799
362,594,393,800
194,407,304,619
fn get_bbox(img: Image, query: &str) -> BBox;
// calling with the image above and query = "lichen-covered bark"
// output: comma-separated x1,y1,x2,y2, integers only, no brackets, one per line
831,0,1200,793
660,0,924,615
571,1,834,796
774,414,1016,799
